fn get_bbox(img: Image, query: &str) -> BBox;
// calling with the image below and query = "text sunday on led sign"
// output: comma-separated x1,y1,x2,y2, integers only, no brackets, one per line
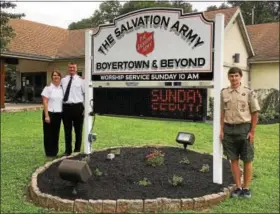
97,15,205,56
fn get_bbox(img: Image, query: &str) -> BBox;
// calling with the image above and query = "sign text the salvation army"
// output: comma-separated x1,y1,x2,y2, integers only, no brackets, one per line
97,15,205,55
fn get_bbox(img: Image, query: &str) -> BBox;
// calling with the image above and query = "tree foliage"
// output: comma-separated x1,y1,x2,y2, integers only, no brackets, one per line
0,1,24,51
228,1,279,25
68,0,196,30
206,3,229,11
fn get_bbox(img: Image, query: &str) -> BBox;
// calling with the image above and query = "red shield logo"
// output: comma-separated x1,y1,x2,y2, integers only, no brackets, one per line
136,31,154,56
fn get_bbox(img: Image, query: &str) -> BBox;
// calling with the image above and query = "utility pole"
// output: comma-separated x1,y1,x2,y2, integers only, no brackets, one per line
0,59,5,108
252,5,255,25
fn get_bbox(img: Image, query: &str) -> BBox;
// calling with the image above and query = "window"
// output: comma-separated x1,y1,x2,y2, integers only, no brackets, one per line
78,72,83,77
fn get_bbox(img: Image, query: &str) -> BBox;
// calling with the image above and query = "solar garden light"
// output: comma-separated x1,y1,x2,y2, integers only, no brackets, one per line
58,159,92,194
176,132,195,151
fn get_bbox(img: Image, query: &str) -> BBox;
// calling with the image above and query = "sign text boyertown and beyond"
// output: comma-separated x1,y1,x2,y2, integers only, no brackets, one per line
96,58,206,71
97,15,205,55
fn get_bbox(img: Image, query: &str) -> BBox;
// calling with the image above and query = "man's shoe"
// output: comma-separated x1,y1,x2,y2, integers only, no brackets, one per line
231,188,243,198
242,188,252,199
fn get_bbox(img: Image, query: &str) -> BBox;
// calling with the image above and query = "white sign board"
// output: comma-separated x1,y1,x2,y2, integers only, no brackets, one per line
92,8,214,81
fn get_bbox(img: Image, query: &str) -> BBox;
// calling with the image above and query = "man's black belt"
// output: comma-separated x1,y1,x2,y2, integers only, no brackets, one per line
63,102,83,106
224,123,250,126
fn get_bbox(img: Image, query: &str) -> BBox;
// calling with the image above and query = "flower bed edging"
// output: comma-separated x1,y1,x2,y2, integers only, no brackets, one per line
28,146,236,213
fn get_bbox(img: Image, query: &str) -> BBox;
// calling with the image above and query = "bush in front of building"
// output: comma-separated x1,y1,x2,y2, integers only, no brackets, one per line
207,88,279,124
256,88,279,124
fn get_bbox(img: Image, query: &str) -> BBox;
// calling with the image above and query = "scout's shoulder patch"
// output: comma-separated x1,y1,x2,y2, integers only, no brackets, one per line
221,87,227,95
250,89,257,97
244,86,254,93
245,86,257,97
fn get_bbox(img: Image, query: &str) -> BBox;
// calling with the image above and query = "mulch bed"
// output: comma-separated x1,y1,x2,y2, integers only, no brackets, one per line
37,146,233,200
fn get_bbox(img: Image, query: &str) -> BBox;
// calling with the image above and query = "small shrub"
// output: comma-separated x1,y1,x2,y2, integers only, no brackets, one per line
111,148,121,156
179,156,190,165
139,177,152,186
145,150,165,167
208,97,214,120
200,164,210,173
168,175,183,186
93,168,103,177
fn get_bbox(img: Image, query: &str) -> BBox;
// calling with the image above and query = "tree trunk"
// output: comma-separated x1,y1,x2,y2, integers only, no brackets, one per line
0,59,5,108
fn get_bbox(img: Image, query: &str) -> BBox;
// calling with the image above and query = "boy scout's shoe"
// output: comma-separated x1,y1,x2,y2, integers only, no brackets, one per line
242,188,252,199
231,188,243,198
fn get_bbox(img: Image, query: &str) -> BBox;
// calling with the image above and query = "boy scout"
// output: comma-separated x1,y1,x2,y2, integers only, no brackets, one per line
220,67,260,199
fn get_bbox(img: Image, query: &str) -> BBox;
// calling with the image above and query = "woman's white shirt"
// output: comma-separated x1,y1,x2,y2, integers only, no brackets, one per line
41,83,63,113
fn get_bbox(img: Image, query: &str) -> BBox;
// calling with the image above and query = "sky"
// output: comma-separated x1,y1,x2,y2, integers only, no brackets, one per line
6,0,228,29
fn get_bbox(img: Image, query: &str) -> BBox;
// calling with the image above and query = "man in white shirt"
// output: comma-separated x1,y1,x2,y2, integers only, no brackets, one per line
61,63,85,155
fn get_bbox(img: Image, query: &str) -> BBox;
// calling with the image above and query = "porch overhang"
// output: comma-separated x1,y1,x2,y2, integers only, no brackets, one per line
1,51,54,62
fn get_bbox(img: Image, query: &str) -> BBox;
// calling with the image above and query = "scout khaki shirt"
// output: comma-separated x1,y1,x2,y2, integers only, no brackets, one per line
221,85,260,124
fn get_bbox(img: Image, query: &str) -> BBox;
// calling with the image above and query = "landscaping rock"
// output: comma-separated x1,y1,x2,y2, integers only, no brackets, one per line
88,199,103,213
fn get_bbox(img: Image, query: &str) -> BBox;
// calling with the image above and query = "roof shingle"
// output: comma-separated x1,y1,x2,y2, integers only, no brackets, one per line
55,29,86,59
204,6,239,27
8,19,68,58
247,22,280,61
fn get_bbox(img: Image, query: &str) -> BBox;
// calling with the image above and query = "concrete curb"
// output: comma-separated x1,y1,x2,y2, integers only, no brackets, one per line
28,146,236,213
1,106,43,113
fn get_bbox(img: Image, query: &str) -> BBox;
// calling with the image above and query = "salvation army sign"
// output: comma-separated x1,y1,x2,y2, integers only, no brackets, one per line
136,31,154,56
92,8,214,81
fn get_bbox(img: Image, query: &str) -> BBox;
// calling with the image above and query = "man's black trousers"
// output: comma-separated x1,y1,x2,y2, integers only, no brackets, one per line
62,103,84,154
42,111,62,157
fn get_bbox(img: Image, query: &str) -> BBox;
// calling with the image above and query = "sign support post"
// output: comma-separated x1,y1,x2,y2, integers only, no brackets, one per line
213,14,224,184
84,30,93,155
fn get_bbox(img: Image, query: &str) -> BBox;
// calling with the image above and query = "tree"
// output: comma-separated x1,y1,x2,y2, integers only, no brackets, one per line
219,3,230,9
206,3,230,11
170,0,196,13
119,0,195,17
228,1,279,25
68,0,121,30
206,5,218,11
99,0,122,23
4,64,17,100
119,1,171,16
0,1,24,51
68,0,197,30
68,18,94,30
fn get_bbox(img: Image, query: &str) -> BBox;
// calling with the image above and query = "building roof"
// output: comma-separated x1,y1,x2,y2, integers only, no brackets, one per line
203,6,254,56
247,22,280,62
55,29,86,59
2,7,268,61
6,19,68,60
203,6,239,27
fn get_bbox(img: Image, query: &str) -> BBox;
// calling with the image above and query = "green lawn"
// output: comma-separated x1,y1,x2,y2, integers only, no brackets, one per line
1,111,279,213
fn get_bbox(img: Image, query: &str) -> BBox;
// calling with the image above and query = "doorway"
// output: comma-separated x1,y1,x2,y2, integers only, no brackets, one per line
21,72,46,102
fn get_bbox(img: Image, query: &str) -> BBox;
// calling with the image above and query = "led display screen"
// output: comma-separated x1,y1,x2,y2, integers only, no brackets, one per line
93,88,207,121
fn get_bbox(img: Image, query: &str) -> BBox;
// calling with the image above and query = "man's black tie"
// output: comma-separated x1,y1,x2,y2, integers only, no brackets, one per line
63,76,73,102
